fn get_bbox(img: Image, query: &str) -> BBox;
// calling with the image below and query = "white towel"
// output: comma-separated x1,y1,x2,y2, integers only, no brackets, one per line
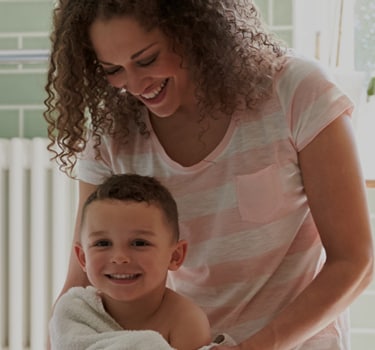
50,286,235,350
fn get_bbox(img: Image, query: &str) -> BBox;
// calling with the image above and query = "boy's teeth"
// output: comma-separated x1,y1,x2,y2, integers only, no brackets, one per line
110,274,137,280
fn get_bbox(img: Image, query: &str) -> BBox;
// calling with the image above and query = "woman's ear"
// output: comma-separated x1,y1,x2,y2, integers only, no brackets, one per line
74,242,87,272
169,239,188,271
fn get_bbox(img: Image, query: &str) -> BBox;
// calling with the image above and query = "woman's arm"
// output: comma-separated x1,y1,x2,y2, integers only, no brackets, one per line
229,114,374,350
59,180,98,295
47,181,98,349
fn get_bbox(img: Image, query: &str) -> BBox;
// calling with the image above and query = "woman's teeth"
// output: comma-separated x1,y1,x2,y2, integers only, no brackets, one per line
141,79,168,100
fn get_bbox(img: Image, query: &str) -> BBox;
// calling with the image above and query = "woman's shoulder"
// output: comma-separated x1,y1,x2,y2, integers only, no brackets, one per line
272,49,337,107
278,49,334,82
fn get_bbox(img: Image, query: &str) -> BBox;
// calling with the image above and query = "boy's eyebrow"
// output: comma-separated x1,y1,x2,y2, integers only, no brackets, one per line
87,229,157,237
98,42,158,66
87,230,108,237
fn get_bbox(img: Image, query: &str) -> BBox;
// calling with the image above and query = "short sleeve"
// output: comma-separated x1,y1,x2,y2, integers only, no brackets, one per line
275,54,354,151
76,132,113,185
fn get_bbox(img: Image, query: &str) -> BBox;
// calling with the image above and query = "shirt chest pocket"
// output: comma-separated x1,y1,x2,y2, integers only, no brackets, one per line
236,165,283,223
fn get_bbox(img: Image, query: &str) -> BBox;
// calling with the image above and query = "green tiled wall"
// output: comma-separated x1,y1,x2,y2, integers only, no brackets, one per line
0,2,53,32
0,0,53,139
0,73,46,105
255,0,294,48
0,0,293,139
0,109,19,137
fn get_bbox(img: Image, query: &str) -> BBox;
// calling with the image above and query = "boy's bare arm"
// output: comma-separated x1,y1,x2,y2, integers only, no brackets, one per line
169,293,212,350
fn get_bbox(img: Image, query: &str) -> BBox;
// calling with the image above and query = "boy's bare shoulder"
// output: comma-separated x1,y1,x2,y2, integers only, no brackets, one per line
164,288,211,350
164,288,207,318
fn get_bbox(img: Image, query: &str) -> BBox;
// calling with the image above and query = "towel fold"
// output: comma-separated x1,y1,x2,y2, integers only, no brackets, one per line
50,286,236,350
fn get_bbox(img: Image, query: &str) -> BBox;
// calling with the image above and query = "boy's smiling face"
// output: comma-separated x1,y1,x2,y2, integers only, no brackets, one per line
76,199,185,302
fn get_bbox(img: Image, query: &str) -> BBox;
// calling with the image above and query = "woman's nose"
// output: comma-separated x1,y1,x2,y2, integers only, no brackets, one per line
110,68,149,96
125,70,151,96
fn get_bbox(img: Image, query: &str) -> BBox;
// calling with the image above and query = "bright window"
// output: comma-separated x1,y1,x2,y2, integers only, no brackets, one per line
256,0,375,181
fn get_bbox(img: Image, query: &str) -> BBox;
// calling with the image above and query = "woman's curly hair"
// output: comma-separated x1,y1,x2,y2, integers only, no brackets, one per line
44,0,285,176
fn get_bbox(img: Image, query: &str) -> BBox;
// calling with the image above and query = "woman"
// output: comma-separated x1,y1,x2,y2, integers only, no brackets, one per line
44,1,373,349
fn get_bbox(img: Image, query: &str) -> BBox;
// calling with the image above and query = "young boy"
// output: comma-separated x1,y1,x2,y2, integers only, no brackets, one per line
49,174,214,350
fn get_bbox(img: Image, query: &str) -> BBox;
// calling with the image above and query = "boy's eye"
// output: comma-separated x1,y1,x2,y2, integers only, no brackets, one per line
94,240,111,247
131,240,150,247
137,53,158,67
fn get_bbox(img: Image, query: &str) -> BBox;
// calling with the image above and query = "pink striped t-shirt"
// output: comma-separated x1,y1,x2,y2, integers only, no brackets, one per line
77,54,354,349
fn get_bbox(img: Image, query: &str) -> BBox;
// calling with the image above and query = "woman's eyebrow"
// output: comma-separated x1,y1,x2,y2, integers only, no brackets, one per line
130,42,157,59
98,42,158,66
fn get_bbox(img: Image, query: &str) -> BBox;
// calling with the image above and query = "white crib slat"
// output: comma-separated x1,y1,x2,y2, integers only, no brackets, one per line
51,166,74,300
30,138,49,350
0,137,77,350
0,140,9,349
8,138,28,350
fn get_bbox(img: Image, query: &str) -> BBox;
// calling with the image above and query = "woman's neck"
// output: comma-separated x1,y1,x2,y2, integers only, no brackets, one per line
149,109,232,167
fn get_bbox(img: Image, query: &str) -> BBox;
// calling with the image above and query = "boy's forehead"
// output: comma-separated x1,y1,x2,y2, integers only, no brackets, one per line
85,199,157,216
83,199,169,229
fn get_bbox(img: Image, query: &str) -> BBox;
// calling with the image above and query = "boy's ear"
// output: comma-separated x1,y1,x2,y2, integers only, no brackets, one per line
74,242,87,272
168,239,188,271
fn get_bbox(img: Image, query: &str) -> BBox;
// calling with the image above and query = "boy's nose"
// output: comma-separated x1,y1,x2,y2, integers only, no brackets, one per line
111,251,130,264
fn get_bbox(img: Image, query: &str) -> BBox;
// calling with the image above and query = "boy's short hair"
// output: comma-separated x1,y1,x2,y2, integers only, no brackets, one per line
81,174,180,240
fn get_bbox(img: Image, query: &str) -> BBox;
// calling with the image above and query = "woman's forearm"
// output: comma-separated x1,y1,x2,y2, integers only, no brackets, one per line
241,254,373,350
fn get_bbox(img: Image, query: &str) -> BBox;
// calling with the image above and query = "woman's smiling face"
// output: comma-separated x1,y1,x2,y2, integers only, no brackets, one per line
89,16,196,118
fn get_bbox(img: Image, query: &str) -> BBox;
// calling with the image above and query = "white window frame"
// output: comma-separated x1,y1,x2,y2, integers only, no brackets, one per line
293,0,375,181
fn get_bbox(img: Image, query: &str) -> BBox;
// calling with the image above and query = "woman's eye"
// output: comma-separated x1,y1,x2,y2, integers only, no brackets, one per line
131,240,149,247
103,66,122,76
137,54,158,67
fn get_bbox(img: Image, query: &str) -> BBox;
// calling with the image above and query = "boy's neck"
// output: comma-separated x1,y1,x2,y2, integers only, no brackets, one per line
100,285,168,330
